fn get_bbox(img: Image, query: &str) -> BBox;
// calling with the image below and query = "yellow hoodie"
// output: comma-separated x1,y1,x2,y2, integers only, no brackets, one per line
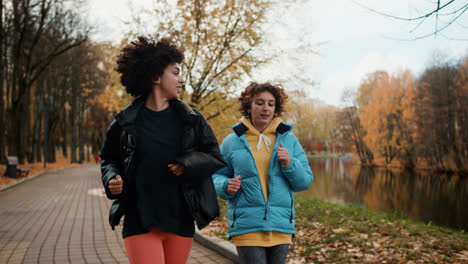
231,117,292,247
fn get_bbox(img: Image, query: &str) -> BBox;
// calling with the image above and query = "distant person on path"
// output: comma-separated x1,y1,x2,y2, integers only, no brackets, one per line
94,154,101,164
100,35,225,264
212,82,313,264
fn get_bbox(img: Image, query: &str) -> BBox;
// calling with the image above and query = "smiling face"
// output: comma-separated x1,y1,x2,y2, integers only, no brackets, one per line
155,63,184,100
249,91,276,133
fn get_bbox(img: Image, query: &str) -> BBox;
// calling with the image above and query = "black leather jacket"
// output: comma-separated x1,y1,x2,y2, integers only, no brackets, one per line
100,97,226,230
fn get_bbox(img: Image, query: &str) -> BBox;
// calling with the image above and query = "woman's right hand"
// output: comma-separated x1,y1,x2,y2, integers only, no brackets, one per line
108,175,123,195
227,175,241,195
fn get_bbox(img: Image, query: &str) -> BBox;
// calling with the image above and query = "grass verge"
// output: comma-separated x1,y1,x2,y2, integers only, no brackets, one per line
202,195,468,263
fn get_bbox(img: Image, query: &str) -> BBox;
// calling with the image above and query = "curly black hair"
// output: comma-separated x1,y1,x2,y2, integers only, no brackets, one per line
116,36,184,97
239,82,289,118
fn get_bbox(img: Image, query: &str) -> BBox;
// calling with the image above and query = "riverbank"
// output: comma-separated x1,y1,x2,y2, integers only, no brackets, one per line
306,152,353,160
202,195,468,263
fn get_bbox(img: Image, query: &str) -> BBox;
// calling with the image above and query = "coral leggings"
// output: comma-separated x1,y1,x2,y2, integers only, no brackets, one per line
124,226,193,264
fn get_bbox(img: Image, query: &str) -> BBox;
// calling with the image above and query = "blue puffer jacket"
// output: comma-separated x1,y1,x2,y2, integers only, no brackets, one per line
212,121,313,237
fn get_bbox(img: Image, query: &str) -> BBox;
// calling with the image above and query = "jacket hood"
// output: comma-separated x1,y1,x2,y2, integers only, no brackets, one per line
240,116,283,137
232,117,293,137
115,96,199,128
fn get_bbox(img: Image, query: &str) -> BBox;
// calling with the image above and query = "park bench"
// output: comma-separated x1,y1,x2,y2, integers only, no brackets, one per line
4,156,30,178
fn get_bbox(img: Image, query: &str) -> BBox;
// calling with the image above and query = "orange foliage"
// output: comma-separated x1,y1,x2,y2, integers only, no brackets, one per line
361,69,418,165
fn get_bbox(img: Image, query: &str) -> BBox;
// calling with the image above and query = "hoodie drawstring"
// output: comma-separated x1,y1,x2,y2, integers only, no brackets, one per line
257,134,271,152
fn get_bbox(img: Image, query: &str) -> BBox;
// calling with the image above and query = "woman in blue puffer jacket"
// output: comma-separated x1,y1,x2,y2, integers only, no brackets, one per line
212,82,313,264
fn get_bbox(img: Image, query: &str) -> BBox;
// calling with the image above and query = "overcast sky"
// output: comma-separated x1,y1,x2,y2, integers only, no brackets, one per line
86,0,468,106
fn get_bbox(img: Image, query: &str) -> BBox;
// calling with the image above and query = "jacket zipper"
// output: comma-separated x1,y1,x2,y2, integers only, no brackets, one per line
289,192,294,223
263,138,282,222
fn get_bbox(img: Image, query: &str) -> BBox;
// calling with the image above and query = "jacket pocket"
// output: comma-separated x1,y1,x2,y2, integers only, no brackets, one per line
230,189,242,228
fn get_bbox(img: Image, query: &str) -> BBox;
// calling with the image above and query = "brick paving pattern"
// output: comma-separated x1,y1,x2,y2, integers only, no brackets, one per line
0,165,233,264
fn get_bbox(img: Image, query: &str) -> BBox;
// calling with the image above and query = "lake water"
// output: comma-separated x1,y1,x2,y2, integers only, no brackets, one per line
302,158,468,231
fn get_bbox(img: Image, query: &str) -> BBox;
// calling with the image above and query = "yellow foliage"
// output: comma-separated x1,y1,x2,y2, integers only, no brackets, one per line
196,93,241,144
130,0,271,106
285,90,339,145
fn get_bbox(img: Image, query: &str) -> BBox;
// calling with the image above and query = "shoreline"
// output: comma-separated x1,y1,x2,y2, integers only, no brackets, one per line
306,153,468,175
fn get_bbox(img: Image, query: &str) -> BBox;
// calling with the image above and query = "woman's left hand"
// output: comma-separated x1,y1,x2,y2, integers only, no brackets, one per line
277,142,291,167
168,163,185,176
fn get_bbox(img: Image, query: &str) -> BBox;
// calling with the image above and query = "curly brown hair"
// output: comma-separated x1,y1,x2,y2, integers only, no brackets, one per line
116,36,184,97
239,82,289,118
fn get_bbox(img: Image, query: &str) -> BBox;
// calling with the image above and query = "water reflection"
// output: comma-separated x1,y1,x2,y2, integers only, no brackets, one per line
303,158,468,230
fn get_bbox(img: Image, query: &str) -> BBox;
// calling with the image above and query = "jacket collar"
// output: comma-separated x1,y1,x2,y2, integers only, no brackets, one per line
232,119,292,137
115,96,198,128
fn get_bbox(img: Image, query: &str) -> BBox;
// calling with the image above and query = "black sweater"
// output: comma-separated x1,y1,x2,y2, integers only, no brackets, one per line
123,105,193,238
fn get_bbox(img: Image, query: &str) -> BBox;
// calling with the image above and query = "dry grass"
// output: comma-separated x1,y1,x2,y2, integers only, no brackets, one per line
0,154,93,189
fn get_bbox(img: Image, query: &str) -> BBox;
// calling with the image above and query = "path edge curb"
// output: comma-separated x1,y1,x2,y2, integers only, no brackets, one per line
194,227,239,263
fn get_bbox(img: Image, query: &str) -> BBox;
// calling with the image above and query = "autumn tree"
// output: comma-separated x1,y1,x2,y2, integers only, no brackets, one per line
0,0,5,160
361,72,397,165
285,90,339,152
452,57,468,172
202,92,241,143
285,90,316,146
360,70,418,168
416,61,463,171
357,71,389,111
85,42,122,157
20,38,111,164
395,70,419,169
337,89,374,166
338,56,467,173
338,72,392,165
2,0,89,163
128,0,271,120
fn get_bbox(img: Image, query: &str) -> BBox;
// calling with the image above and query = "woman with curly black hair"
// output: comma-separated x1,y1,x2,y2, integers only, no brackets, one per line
100,36,225,264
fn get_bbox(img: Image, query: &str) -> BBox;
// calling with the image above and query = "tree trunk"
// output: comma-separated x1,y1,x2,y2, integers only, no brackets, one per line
9,0,25,163
34,119,42,163
0,0,5,161
9,101,21,160
61,120,68,157
86,144,90,162
69,85,77,163
30,107,42,163
402,150,415,171
78,100,85,163
32,80,44,162
46,117,57,163
55,73,68,159
23,82,31,162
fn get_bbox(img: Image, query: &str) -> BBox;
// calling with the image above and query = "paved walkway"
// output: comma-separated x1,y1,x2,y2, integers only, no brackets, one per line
0,165,233,264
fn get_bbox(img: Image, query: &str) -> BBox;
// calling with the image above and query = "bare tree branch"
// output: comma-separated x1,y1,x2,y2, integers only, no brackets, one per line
353,0,468,40
353,0,457,21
